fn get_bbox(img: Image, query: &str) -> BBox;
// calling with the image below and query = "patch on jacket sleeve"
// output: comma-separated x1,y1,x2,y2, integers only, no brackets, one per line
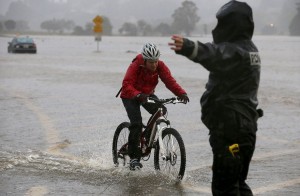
249,52,261,66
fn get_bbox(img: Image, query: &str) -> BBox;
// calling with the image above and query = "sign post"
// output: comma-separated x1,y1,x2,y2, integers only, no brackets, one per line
93,15,103,52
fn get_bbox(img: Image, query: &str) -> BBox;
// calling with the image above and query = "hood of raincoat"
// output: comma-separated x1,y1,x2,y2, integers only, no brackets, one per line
212,0,254,44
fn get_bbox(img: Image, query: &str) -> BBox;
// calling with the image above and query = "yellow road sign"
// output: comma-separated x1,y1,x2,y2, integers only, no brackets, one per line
93,25,103,33
93,15,103,24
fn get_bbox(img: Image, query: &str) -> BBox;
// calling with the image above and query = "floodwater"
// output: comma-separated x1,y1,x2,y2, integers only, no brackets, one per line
0,35,299,196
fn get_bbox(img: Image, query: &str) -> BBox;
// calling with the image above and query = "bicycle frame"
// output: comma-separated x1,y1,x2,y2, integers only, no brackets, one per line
141,98,174,158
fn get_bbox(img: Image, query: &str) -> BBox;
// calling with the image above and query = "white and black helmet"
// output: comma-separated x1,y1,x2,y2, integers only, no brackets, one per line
141,43,160,61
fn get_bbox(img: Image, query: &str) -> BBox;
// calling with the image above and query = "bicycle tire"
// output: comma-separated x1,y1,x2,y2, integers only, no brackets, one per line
112,122,130,167
154,128,186,180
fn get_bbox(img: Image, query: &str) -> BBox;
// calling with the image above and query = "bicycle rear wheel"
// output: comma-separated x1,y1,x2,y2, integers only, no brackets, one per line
112,122,130,167
154,128,186,180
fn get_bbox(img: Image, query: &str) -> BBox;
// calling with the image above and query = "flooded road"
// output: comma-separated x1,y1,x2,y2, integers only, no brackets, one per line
0,35,300,195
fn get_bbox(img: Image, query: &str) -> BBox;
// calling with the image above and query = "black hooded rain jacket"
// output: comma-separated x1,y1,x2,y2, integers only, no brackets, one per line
177,1,261,128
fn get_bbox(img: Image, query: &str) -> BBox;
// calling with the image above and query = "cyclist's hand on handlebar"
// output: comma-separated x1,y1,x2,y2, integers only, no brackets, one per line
177,94,189,104
135,93,149,103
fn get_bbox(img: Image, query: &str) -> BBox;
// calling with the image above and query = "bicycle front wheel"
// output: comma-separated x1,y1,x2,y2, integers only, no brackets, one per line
112,122,130,167
154,128,186,180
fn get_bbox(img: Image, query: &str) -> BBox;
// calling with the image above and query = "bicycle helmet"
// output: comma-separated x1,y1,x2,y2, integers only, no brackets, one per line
141,43,160,61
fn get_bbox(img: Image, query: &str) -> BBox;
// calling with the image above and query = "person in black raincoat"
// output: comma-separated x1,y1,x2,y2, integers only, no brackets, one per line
169,1,263,195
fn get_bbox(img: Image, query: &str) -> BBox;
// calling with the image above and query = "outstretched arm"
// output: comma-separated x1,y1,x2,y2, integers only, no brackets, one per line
169,34,245,73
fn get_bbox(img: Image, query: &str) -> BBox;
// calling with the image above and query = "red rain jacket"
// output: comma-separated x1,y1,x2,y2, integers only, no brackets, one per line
120,54,186,99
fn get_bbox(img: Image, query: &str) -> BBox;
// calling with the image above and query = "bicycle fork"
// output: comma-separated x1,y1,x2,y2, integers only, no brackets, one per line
156,119,172,161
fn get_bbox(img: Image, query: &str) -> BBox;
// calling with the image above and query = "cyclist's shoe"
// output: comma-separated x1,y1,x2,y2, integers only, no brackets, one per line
129,159,143,171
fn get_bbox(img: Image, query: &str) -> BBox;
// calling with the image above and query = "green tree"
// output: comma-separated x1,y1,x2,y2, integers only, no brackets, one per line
137,20,153,36
155,23,172,36
73,26,85,35
40,20,53,32
85,22,93,35
143,24,153,36
0,22,4,32
289,3,300,36
119,22,138,36
4,20,16,31
64,20,75,32
102,16,113,35
171,0,200,36
41,19,75,33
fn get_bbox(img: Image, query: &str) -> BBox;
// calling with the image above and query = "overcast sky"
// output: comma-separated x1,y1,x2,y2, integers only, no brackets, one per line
0,0,296,34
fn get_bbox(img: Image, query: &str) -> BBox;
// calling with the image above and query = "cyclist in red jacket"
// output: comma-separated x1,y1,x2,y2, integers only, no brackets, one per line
119,43,189,170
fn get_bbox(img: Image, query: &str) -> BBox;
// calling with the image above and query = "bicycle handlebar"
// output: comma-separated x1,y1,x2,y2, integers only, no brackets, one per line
147,97,184,105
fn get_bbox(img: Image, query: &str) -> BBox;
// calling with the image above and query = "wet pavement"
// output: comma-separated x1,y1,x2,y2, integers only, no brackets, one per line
0,35,300,195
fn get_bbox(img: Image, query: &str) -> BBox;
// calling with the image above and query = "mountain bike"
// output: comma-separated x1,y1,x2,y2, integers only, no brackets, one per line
112,97,186,180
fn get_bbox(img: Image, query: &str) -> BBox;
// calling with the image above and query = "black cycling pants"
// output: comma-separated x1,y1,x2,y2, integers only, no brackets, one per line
122,94,166,159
